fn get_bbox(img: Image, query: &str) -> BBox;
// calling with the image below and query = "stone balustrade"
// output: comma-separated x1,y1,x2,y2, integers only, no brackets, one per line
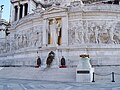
84,4,120,12
69,4,120,12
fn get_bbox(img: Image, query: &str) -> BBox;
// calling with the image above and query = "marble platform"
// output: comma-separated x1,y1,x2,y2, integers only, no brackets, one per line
0,78,120,90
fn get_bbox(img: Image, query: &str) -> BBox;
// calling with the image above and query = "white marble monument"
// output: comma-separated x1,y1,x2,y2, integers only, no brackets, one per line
0,0,120,82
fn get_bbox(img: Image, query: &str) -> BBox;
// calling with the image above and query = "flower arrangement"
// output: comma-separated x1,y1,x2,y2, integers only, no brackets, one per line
80,54,89,58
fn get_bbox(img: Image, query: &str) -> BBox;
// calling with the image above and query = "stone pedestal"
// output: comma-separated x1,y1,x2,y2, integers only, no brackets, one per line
76,54,94,82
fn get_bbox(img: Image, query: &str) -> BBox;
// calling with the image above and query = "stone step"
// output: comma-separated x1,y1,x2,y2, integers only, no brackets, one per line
0,67,76,82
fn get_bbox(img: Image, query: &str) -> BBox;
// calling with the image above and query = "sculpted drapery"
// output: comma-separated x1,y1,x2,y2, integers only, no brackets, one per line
48,18,61,45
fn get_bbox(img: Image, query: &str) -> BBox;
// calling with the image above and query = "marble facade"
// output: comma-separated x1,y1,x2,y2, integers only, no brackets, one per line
0,0,120,82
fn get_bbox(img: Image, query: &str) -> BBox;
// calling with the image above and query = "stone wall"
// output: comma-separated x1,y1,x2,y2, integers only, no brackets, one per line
1,3,120,68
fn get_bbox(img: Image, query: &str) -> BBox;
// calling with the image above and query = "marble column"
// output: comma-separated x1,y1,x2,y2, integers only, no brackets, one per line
17,5,20,20
61,16,68,46
42,19,47,46
14,6,18,21
28,0,30,14
22,4,25,17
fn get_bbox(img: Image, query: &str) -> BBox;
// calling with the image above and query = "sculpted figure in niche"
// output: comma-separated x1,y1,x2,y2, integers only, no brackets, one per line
56,20,61,43
49,18,59,45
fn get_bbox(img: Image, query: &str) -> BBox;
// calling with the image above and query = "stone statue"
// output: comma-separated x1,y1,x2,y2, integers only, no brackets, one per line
0,5,4,11
56,21,61,37
50,18,58,45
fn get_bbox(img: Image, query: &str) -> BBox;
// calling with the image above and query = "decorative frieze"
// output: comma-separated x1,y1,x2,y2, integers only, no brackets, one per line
13,25,43,50
68,20,120,45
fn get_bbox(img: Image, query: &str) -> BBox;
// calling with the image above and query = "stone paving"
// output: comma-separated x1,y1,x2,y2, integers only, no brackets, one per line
0,78,120,90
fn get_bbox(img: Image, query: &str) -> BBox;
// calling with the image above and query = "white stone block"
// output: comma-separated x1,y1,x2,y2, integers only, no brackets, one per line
76,57,94,82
